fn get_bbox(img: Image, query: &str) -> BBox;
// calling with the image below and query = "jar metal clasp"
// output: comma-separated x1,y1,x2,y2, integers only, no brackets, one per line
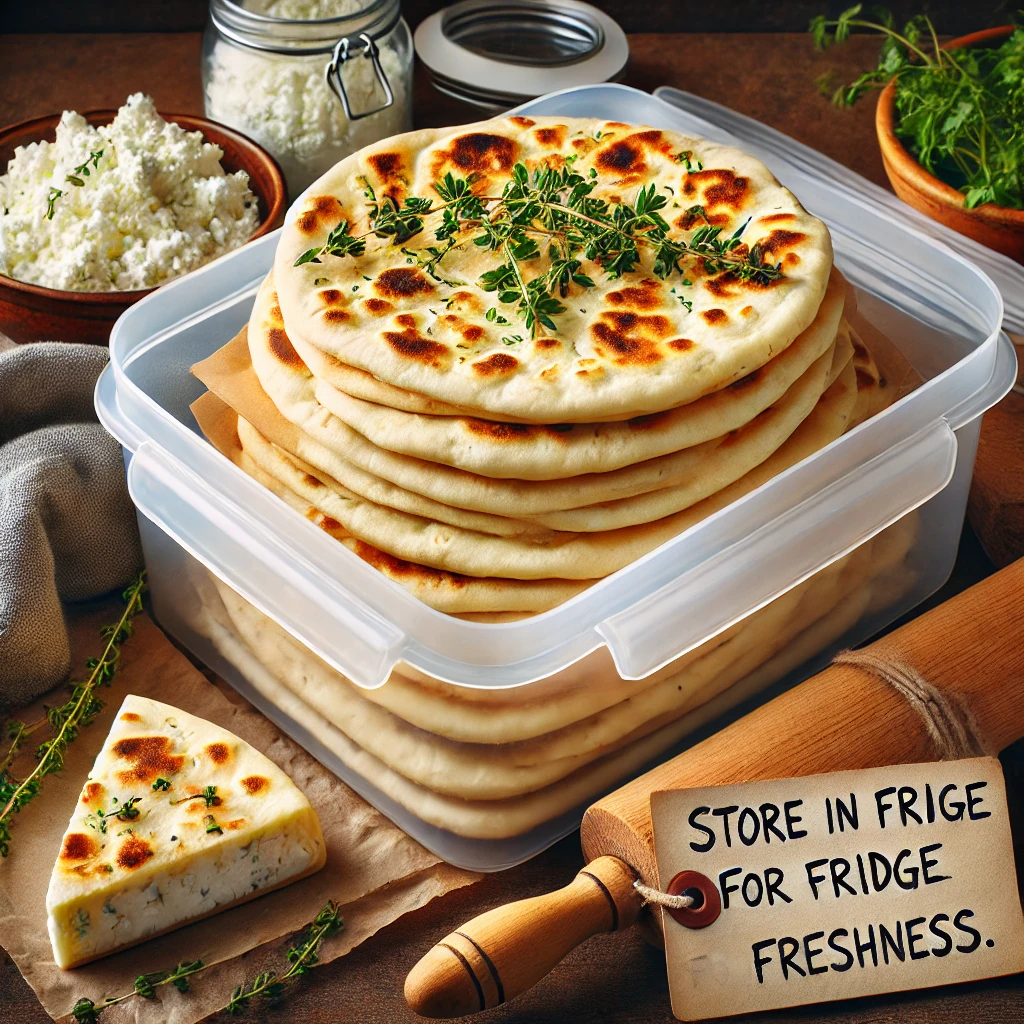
326,32,395,121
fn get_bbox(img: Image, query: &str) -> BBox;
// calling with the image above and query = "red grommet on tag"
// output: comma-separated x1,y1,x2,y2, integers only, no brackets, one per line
665,870,721,928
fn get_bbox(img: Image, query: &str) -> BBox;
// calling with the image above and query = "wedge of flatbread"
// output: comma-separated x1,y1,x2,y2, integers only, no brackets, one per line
46,695,326,969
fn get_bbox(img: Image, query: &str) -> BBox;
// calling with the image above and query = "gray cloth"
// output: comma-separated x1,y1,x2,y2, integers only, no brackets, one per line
0,339,142,707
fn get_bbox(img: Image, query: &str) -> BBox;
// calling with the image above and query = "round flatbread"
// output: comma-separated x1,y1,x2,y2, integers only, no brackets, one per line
249,275,841,520
305,269,845,479
273,116,833,422
233,357,857,581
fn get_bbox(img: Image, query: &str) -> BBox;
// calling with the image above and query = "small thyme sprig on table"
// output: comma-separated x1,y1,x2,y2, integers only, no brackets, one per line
223,901,344,1014
72,960,207,1024
70,901,345,1023
0,572,146,857
293,160,784,338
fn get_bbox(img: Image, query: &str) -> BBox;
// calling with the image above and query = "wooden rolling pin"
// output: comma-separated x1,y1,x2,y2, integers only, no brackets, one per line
406,556,1024,1018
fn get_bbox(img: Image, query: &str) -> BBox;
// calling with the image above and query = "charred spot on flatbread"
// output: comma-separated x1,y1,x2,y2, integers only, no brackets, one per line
60,833,96,862
295,195,345,234
384,327,450,368
112,736,184,786
605,279,663,311
266,328,305,368
472,351,520,376
375,267,433,299
366,150,407,202
117,835,154,871
353,540,470,588
591,311,671,365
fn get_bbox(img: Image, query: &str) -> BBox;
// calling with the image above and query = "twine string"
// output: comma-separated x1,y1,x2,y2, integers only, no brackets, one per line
634,647,989,909
633,880,694,910
831,649,989,760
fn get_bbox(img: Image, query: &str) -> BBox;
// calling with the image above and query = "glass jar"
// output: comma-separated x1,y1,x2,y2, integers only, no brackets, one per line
203,0,413,199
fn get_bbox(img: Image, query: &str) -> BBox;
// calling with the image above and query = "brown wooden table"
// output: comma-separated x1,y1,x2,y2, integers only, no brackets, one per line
1,29,1022,1024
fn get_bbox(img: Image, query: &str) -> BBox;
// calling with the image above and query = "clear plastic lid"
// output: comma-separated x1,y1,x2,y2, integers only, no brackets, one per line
98,85,1015,693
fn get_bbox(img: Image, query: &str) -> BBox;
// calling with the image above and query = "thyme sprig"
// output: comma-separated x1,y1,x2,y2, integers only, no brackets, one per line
223,901,344,1014
70,900,344,1022
0,572,146,857
72,960,207,1024
170,784,220,807
44,150,104,218
85,796,143,834
293,160,783,337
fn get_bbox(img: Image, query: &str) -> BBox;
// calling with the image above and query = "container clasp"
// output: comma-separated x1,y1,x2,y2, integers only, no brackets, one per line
326,32,395,120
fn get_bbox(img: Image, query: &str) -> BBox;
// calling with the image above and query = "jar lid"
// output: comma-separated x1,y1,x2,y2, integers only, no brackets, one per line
414,0,629,111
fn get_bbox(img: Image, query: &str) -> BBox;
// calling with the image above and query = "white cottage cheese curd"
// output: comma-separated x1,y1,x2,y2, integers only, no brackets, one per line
0,94,260,292
204,0,410,196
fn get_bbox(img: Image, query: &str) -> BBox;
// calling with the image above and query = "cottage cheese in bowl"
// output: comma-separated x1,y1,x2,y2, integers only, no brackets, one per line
0,94,261,292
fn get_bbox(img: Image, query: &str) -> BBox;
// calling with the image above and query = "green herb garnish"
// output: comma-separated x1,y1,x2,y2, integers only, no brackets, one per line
203,814,223,835
152,777,172,791
45,187,63,219
294,219,366,265
812,5,1024,209
85,797,141,834
0,573,146,857
170,785,219,808
223,901,343,1014
294,160,782,338
72,959,206,1024
71,900,343,1023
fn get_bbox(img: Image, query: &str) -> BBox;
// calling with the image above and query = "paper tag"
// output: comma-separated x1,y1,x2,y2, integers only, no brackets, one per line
651,757,1024,1021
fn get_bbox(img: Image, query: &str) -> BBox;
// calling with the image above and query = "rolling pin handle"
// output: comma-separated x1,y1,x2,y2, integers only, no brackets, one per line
404,855,642,1018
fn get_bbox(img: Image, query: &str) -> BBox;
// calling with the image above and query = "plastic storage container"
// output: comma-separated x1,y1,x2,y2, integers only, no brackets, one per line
96,85,1017,870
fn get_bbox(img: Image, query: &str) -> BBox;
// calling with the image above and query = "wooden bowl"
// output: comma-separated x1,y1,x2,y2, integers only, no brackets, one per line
0,111,286,345
876,25,1024,263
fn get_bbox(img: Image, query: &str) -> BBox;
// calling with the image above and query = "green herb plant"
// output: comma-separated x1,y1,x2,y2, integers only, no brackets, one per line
811,5,1024,209
0,572,147,857
294,162,783,338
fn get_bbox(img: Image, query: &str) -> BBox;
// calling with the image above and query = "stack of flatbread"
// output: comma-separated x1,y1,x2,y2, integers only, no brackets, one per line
190,117,917,838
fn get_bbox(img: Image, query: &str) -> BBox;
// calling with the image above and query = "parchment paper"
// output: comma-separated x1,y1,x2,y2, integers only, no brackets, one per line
0,600,479,1023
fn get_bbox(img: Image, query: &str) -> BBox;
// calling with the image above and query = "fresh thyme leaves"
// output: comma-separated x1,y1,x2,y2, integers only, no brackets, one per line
44,150,105,217
152,777,172,791
673,150,704,171
45,187,63,220
294,219,366,266
296,159,783,337
70,902,343,1023
0,572,146,857
401,240,463,286
223,901,344,1015
86,796,143,834
170,784,220,807
485,307,510,324
71,959,206,1024
811,6,1024,209
204,813,223,834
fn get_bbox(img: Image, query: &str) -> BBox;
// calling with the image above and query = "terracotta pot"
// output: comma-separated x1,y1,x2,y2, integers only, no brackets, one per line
876,25,1024,263
0,111,286,345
